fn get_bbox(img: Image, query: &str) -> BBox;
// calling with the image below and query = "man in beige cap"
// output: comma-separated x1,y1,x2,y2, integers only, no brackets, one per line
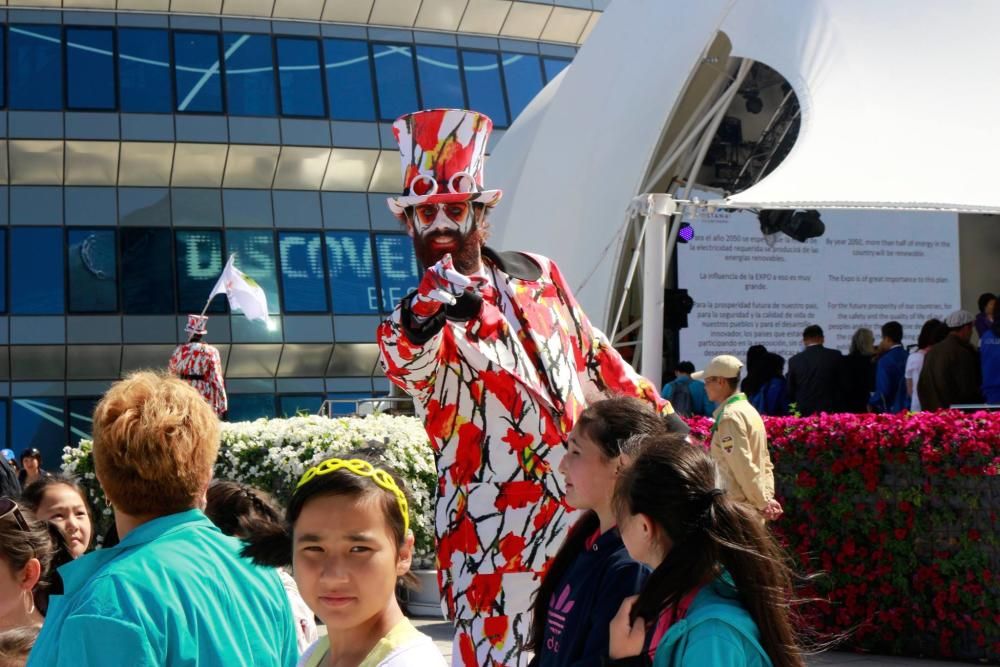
694,355,783,521
918,309,982,410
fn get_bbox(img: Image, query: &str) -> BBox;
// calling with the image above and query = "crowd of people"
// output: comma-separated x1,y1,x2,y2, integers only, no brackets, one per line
0,371,802,667
663,298,999,418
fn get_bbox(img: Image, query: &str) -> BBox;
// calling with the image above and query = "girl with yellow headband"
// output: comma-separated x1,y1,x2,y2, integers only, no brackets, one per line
244,453,446,667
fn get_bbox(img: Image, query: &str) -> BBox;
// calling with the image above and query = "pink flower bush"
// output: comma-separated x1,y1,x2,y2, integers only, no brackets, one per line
688,410,1000,661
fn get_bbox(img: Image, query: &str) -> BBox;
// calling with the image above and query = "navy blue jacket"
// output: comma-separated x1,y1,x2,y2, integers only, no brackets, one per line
532,528,649,667
870,345,908,413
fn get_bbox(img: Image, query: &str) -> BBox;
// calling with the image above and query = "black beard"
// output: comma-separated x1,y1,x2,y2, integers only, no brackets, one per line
414,227,485,275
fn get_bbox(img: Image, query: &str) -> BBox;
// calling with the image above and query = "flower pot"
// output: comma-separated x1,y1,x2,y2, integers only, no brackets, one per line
406,569,445,619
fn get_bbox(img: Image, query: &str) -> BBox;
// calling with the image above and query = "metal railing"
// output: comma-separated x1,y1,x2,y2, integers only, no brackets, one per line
317,397,415,418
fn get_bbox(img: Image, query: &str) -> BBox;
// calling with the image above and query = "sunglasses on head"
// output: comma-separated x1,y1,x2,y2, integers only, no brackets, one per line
0,497,29,532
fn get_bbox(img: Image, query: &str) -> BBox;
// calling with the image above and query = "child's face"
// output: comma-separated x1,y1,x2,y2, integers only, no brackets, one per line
558,425,619,514
292,493,411,632
618,511,670,569
36,484,92,558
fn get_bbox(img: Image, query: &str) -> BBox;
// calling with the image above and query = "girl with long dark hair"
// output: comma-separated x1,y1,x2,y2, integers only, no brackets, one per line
608,436,805,667
526,396,667,667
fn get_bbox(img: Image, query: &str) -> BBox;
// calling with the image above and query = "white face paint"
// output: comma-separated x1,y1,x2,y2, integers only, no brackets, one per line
411,202,474,239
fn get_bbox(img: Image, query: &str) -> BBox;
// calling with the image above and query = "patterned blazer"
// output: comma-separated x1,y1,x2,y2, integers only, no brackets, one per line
378,247,667,666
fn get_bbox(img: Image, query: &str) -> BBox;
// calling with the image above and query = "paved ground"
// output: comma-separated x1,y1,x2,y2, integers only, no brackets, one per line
409,618,974,666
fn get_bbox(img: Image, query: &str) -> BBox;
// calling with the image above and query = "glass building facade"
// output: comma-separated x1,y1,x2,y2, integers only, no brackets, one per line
0,2,592,466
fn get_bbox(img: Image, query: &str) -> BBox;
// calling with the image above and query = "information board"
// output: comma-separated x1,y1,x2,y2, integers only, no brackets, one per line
677,205,960,371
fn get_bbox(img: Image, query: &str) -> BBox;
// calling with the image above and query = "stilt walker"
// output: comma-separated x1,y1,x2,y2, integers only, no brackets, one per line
168,314,227,418
377,109,677,667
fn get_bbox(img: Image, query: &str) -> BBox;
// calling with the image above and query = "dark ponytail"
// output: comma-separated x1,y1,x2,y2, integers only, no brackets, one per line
526,395,667,653
206,480,290,567
614,436,807,667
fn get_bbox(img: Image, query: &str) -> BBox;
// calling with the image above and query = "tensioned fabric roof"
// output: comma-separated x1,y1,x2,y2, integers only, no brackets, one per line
490,0,1000,328
722,0,1000,213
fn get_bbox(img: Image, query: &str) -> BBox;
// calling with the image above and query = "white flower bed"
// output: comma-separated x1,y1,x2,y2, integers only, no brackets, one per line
65,414,438,556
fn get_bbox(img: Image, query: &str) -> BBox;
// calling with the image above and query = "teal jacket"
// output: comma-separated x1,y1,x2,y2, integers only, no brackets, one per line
28,509,297,667
653,576,772,667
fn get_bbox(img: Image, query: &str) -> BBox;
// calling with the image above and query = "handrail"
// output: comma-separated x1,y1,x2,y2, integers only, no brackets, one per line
317,397,414,417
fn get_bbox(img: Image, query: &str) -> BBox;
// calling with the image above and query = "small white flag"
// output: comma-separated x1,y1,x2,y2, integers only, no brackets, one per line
210,254,270,324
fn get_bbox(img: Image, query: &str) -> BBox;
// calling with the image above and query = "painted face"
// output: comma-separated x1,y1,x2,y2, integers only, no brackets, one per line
292,493,411,633
409,202,483,272
558,425,619,513
36,484,92,559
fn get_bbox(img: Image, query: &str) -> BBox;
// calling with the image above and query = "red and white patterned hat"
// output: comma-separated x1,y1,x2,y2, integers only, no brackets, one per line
185,314,209,336
387,108,502,217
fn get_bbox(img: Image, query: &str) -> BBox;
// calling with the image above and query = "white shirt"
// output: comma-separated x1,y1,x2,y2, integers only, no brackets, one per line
904,349,926,412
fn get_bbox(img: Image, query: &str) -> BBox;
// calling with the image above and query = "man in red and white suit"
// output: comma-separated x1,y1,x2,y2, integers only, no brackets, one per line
377,109,679,667
168,314,228,417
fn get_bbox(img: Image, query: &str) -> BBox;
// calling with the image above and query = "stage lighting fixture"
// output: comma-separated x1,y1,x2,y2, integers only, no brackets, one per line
677,222,695,243
757,209,825,242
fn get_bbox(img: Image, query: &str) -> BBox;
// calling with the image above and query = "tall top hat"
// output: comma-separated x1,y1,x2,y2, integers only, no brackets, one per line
185,314,209,336
387,108,502,217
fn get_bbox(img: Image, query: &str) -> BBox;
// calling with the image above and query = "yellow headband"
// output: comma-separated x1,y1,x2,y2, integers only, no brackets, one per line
296,458,409,537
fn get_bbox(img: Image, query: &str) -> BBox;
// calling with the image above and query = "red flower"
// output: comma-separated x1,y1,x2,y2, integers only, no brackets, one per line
450,422,483,485
466,573,503,613
426,400,458,440
458,631,478,667
495,481,544,511
502,428,534,454
483,616,509,648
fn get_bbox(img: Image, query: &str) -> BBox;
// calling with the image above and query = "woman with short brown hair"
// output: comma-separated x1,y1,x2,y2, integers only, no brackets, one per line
27,371,297,667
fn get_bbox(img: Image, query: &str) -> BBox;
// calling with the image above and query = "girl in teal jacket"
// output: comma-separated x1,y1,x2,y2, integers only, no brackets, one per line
607,436,806,667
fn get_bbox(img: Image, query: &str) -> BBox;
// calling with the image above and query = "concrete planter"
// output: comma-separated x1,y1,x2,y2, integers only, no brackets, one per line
406,569,445,619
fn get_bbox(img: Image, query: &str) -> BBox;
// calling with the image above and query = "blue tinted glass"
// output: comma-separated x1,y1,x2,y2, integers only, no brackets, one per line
0,401,6,453
543,57,570,83
174,32,223,113
324,39,376,121
276,38,325,118
502,53,544,120
227,394,276,422
224,33,276,117
12,398,65,469
67,229,118,312
11,228,64,314
176,230,226,313
373,44,419,121
326,232,377,314
0,231,6,313
279,395,323,418
8,26,63,111
225,230,281,315
325,393,372,416
66,28,116,110
374,234,420,313
417,46,464,109
278,232,328,312
68,397,99,447
0,30,6,109
119,28,172,113
462,50,508,127
120,228,175,313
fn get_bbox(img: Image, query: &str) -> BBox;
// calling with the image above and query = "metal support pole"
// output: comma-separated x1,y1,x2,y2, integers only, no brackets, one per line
640,194,676,384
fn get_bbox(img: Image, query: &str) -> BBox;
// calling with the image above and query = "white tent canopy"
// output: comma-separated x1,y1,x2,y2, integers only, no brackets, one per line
722,0,1000,213
489,0,1000,331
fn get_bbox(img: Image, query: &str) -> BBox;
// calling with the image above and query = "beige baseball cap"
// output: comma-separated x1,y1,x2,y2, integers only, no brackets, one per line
691,354,744,380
